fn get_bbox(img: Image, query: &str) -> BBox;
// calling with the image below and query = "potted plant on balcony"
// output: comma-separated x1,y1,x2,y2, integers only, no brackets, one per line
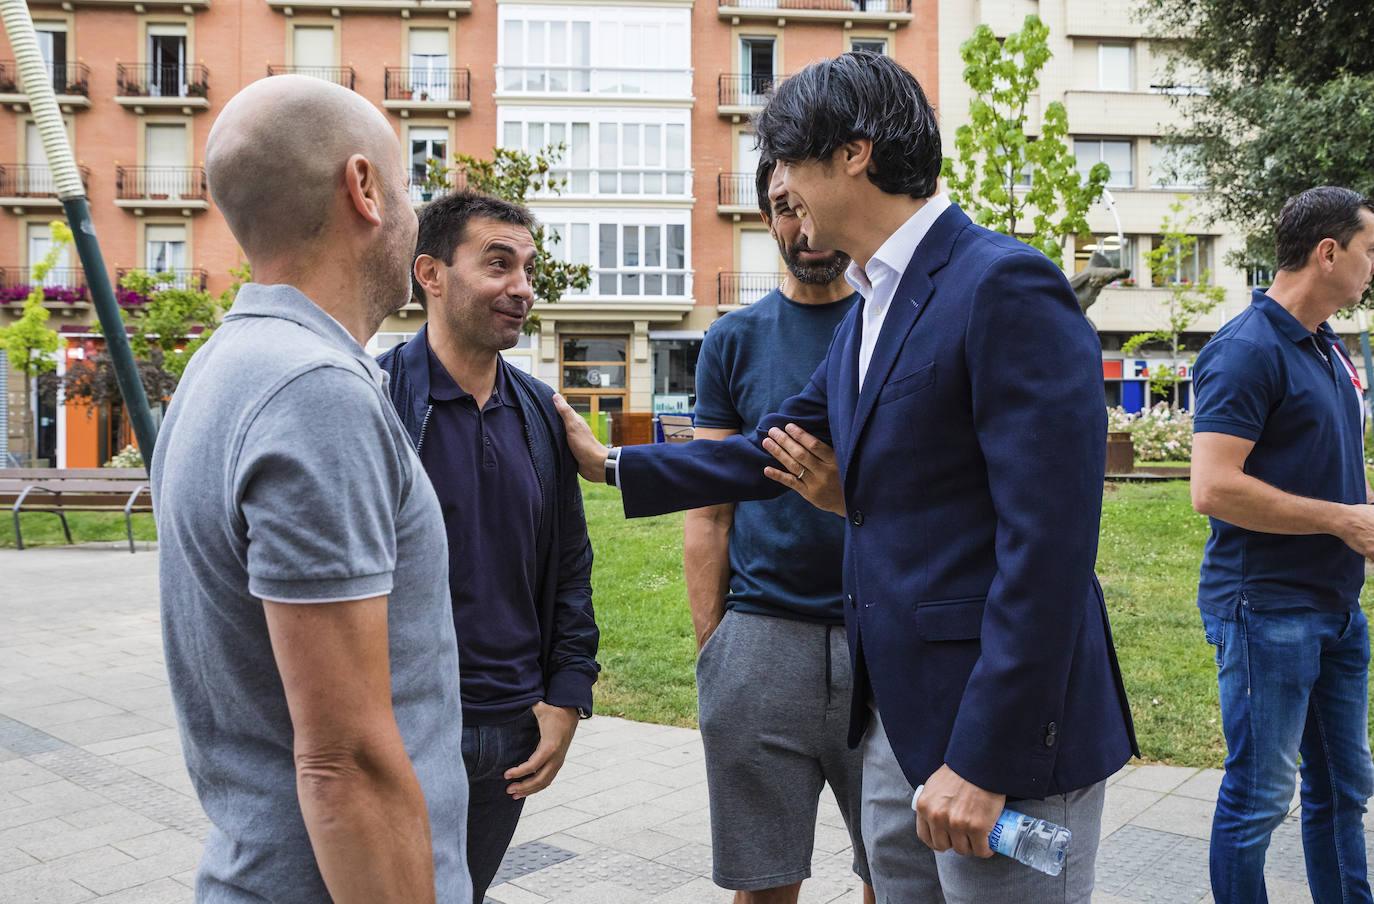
0,75,16,93
419,157,451,202
187,81,208,99
65,77,89,96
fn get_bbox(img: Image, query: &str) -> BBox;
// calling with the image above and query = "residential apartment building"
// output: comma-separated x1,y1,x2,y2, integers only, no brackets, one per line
1,0,938,466
938,0,1318,412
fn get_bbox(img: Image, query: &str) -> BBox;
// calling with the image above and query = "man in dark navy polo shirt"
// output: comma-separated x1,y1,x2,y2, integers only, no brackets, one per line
377,191,600,902
1192,186,1374,904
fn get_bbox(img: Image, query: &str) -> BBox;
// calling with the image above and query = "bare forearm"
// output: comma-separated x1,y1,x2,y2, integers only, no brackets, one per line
297,748,436,904
1194,470,1354,538
683,506,733,647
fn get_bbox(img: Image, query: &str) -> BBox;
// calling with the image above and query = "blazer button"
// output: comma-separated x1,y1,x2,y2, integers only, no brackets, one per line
1044,722,1058,747
850,509,865,526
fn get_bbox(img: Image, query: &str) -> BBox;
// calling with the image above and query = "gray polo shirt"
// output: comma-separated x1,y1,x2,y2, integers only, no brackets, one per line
150,284,469,903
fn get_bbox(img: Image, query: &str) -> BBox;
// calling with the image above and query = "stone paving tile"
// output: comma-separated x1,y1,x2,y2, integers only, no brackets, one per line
86,877,190,904
1172,768,1224,802
1130,794,1217,841
1117,764,1200,794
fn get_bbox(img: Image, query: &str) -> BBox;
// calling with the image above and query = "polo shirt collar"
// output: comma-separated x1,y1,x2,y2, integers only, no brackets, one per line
1252,288,1330,344
224,282,381,376
425,338,512,408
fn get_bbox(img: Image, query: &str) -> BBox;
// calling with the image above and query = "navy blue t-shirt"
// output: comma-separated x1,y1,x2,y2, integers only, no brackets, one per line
1193,290,1366,616
693,287,860,623
421,343,545,723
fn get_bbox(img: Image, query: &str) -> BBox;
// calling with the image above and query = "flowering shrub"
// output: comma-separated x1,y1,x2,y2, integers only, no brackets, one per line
0,284,89,305
1107,403,1193,461
104,444,144,468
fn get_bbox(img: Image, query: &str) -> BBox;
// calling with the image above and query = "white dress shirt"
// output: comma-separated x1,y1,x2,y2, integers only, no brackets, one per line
846,194,951,390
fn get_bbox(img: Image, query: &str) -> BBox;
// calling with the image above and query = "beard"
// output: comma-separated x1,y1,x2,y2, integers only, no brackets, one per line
359,214,416,336
780,234,850,285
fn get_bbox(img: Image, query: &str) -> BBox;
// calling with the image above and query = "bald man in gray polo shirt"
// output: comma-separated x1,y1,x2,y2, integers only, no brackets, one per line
150,76,469,903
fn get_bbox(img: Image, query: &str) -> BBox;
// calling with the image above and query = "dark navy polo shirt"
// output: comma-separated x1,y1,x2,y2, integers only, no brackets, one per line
421,341,544,723
693,287,860,623
1193,289,1366,616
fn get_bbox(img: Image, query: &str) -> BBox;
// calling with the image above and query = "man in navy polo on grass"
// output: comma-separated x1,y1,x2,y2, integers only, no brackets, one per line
378,190,600,903
1192,186,1374,904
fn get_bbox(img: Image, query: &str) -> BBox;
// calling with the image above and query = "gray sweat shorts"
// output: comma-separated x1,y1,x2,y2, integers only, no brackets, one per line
696,608,871,892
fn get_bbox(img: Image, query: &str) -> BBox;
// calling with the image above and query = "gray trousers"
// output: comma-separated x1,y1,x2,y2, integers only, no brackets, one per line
861,710,1105,903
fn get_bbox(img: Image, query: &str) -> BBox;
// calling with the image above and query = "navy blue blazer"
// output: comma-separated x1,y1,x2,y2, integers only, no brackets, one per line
620,204,1138,799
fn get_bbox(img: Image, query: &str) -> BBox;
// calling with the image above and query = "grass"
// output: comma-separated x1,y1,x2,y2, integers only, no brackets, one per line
1,511,157,549
14,481,1373,767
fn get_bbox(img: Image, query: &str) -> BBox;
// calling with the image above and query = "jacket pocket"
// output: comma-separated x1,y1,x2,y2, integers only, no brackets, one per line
915,596,985,641
877,361,936,406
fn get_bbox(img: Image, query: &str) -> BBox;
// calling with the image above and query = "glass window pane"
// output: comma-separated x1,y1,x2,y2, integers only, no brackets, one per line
623,125,640,166
1074,140,1099,182
644,227,661,267
599,171,617,193
572,123,590,165
622,172,640,193
550,21,567,64
1103,141,1133,187
624,273,640,295
599,224,617,268
646,273,662,295
667,172,685,194
668,225,685,268
666,125,685,169
645,125,661,165
1099,43,1132,91
529,122,544,150
644,172,662,193
572,224,590,266
599,123,617,167
550,122,566,147
572,22,590,66
623,226,639,267
561,365,625,389
668,274,685,295
503,122,522,149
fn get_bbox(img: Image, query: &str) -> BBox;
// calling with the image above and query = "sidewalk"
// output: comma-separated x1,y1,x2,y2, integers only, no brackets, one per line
0,546,1337,903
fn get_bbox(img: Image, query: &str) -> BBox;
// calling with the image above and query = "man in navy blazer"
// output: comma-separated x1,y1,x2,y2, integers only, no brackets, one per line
555,52,1136,902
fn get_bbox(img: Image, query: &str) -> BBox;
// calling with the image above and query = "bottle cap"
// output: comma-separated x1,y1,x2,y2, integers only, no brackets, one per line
910,783,924,812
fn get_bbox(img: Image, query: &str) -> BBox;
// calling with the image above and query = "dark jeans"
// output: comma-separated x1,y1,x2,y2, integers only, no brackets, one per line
463,708,541,902
1202,606,1374,904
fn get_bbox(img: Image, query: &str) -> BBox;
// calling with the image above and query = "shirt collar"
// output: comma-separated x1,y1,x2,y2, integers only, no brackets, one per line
1251,288,1331,345
845,193,952,300
223,283,380,376
425,339,511,407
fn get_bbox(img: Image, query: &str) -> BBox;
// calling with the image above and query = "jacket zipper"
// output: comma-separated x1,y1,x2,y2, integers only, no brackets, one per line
523,417,546,537
416,404,433,456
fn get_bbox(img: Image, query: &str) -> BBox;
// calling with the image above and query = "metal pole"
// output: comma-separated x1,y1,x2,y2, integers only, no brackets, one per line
0,1,157,461
1357,309,1374,415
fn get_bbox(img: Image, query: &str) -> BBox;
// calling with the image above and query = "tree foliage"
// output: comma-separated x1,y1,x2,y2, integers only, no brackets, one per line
448,144,593,332
115,270,222,379
0,221,68,462
940,15,1110,267
1122,197,1225,405
1137,0,1374,283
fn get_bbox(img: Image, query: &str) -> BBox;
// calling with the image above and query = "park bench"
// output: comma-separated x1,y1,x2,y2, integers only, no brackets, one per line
0,468,151,553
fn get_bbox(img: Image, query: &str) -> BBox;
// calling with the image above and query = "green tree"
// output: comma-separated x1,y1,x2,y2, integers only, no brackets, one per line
0,221,68,464
116,270,222,379
1136,0,1374,285
940,15,1110,267
448,144,593,331
1121,197,1225,406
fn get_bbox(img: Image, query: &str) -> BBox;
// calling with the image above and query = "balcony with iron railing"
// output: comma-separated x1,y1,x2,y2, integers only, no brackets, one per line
115,267,208,292
0,164,90,212
718,271,776,307
718,72,782,118
719,0,913,24
383,67,471,117
0,60,92,111
717,172,760,218
0,266,87,290
0,267,91,317
266,65,356,90
265,0,471,14
114,166,209,214
495,65,692,99
116,63,210,113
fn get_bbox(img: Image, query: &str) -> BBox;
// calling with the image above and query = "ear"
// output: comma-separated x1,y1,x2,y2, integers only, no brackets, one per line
413,254,444,301
759,210,774,233
1315,237,1339,271
343,153,384,228
839,140,873,178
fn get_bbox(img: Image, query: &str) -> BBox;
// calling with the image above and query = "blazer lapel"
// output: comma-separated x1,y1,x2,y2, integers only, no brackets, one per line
845,204,970,467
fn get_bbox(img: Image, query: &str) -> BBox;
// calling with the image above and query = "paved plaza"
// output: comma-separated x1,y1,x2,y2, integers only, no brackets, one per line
0,545,1347,903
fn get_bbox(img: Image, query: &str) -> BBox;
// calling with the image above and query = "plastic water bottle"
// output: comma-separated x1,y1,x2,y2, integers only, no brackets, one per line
911,784,1072,876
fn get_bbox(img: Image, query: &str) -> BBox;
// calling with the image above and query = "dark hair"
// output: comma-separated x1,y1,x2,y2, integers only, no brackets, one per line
412,189,538,308
1275,187,1374,272
755,156,776,221
753,51,941,199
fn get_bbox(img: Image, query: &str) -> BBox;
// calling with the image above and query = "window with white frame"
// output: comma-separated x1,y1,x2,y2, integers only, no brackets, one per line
145,223,187,281
1149,140,1205,190
502,113,689,197
28,222,71,286
1150,234,1214,286
409,126,447,202
408,29,450,100
851,37,888,55
1098,43,1132,92
498,5,690,97
1075,139,1133,188
542,213,690,299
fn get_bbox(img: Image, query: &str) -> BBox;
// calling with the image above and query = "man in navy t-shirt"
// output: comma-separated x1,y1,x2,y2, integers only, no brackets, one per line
685,158,872,902
1192,186,1374,904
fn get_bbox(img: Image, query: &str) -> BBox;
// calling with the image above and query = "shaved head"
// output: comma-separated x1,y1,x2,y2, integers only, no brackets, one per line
206,75,402,262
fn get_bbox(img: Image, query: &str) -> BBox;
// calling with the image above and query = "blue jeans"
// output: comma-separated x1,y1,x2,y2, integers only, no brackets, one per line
462,708,541,902
1202,606,1374,904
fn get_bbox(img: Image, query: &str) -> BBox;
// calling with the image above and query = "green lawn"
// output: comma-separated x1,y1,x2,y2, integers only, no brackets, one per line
1,511,157,549
13,480,1373,767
